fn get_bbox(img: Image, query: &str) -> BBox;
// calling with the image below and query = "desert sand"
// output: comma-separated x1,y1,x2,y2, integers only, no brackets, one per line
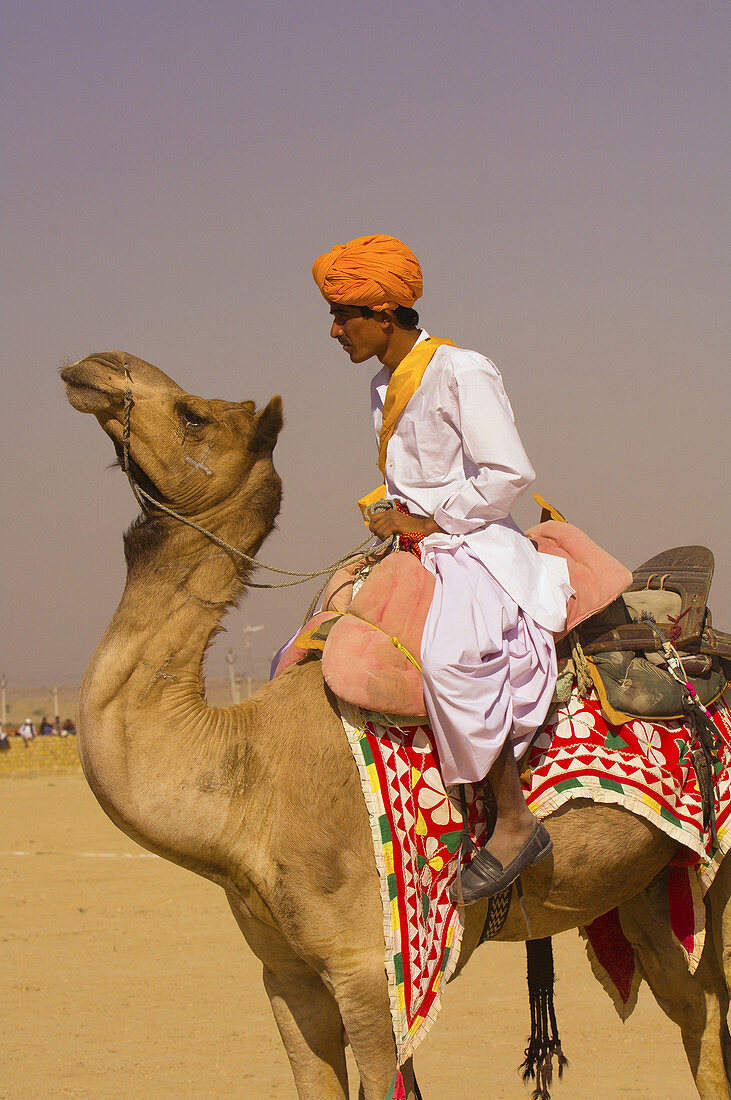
2,770,698,1098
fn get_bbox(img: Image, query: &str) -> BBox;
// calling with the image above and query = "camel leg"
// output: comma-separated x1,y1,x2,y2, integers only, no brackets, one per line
227,900,349,1099
707,855,731,997
330,959,399,1100
355,1057,418,1100
401,1057,419,1100
618,875,731,1100
262,959,349,1100
706,855,731,1082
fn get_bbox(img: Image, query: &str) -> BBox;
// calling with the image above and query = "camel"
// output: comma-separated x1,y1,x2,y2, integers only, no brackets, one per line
61,350,731,1099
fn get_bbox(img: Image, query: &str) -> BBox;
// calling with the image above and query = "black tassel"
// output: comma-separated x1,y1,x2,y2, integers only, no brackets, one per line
520,937,568,1100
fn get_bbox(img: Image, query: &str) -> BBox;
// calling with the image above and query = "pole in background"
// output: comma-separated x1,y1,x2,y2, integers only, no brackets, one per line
242,624,264,697
226,649,240,705
53,685,59,719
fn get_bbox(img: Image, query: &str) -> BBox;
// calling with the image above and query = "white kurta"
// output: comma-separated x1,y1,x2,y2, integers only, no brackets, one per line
370,333,573,784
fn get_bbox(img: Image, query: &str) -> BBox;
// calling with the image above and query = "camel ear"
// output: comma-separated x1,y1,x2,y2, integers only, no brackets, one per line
240,400,256,413
252,395,283,450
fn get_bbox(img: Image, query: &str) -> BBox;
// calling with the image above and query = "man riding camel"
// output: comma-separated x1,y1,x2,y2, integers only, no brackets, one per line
312,234,574,904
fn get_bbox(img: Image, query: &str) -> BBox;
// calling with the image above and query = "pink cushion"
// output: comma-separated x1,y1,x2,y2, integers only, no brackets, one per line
525,520,632,634
278,526,629,713
270,610,336,678
322,553,434,716
322,615,427,716
321,558,368,613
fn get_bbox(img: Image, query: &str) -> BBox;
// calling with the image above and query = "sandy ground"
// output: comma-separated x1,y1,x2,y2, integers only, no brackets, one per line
1,773,699,1099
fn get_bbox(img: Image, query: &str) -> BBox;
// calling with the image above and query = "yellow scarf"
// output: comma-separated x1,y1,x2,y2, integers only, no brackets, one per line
358,336,455,520
378,337,455,473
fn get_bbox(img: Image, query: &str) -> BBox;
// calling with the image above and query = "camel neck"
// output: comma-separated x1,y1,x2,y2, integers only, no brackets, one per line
76,506,271,880
96,513,249,693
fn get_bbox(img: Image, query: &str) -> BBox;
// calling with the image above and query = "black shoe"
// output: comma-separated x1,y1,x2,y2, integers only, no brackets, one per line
449,821,553,906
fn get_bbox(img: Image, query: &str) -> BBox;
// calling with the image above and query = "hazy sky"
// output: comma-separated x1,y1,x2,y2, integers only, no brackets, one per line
2,0,729,689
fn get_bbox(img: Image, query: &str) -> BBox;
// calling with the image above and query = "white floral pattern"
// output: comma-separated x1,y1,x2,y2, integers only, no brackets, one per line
555,700,597,741
628,721,667,767
416,765,462,827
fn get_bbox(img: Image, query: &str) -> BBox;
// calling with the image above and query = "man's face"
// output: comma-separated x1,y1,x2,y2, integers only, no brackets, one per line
329,305,388,364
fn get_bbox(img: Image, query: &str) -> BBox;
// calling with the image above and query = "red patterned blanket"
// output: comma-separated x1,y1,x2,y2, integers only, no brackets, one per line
340,692,731,1072
339,704,487,1063
526,692,731,1015
525,693,731,891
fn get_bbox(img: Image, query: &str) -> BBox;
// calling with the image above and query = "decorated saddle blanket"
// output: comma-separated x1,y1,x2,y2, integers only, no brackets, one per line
525,692,731,890
339,691,731,1065
338,703,486,1062
526,691,731,1018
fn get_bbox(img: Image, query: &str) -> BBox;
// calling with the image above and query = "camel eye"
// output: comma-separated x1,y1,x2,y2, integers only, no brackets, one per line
180,407,207,429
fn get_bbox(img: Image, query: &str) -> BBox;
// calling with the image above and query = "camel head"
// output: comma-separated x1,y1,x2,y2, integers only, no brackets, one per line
61,351,283,526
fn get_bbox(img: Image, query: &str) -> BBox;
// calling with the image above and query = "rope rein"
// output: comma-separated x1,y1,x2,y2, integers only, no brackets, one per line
121,376,392,591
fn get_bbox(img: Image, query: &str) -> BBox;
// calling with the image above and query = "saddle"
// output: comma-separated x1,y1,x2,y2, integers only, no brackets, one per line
575,545,731,659
275,535,730,728
321,551,433,718
276,520,635,717
565,545,731,724
270,552,434,717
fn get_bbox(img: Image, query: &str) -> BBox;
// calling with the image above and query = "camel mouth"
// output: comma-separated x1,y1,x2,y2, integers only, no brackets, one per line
61,363,125,413
64,380,122,414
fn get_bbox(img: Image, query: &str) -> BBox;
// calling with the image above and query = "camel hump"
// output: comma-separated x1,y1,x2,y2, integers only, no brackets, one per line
322,552,434,718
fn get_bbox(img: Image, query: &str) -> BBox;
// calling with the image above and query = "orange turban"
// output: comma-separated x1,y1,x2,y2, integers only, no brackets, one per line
312,234,423,311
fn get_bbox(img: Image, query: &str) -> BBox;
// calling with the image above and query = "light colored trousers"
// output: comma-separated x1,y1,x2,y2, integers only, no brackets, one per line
420,543,558,786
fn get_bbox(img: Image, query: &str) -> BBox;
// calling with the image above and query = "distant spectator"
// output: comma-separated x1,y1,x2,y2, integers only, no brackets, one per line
61,718,76,737
17,719,35,746
0,728,9,752
39,716,53,736
53,716,62,736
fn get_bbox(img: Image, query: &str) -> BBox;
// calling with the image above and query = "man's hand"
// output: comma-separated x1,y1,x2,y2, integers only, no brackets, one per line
368,508,444,541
